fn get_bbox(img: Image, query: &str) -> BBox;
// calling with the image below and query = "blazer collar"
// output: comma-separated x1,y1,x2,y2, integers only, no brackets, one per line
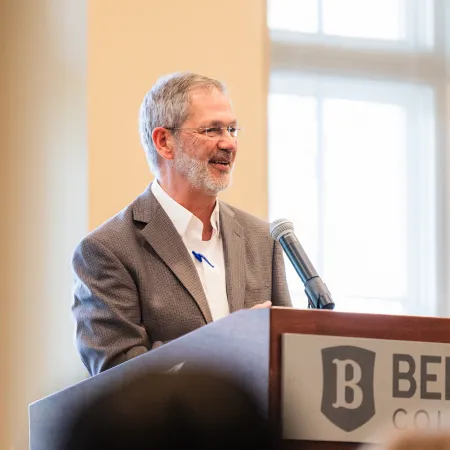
133,185,213,323
219,202,246,313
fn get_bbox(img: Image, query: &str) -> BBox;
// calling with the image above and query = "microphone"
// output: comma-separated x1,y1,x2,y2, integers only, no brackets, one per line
270,218,335,310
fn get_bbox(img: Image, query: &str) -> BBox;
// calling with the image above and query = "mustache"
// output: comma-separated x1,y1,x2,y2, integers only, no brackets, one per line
209,150,233,162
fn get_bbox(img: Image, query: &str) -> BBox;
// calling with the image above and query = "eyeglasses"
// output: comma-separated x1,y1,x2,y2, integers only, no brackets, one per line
164,125,242,139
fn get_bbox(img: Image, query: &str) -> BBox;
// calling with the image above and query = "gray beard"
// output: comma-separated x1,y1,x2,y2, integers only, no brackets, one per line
173,147,232,195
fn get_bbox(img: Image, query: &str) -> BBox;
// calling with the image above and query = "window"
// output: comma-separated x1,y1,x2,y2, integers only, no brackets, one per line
268,0,448,316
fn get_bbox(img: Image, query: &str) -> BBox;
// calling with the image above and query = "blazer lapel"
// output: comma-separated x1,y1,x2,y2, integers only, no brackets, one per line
219,203,246,313
133,187,213,323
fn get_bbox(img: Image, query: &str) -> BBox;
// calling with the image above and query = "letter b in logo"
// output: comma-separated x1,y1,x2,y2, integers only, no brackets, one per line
321,346,376,432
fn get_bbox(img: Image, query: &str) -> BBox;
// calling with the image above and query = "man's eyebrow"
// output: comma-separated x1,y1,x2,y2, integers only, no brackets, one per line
203,120,238,127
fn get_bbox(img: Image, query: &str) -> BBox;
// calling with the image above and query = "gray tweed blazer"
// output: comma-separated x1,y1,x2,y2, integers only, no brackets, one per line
72,184,292,375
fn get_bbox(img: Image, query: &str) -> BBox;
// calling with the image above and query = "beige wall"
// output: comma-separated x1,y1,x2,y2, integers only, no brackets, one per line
2,1,268,449
89,0,270,229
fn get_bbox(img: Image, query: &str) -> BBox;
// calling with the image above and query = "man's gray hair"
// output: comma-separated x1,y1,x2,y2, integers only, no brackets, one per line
139,72,227,176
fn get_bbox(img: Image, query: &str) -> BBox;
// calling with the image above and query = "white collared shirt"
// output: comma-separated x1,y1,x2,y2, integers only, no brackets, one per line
151,181,230,321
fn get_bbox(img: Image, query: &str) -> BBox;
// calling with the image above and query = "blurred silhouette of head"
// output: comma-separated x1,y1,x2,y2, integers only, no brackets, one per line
382,430,450,450
60,370,278,450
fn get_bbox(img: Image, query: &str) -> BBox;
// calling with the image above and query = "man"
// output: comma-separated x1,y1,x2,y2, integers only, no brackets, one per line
72,72,292,376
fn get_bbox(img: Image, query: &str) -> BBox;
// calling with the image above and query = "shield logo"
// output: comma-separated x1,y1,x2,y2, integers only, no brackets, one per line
321,346,376,432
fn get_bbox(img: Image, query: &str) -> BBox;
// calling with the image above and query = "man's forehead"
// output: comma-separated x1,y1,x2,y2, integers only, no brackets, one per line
187,87,235,122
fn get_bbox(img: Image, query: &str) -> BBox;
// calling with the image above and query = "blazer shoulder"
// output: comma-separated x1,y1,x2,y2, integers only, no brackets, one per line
220,202,271,236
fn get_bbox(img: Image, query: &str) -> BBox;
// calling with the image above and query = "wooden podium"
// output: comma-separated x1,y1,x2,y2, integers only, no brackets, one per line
29,307,450,450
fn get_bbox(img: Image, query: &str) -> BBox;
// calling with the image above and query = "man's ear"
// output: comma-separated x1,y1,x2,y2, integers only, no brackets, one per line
152,127,175,161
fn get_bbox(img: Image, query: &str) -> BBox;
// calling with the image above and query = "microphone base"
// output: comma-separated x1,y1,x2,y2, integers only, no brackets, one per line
308,301,335,310
305,277,335,310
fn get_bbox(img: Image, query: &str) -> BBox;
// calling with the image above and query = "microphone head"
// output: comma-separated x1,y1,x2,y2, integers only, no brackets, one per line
270,218,294,242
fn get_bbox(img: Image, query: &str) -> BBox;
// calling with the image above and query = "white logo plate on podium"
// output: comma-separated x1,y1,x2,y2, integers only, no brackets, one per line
282,334,450,443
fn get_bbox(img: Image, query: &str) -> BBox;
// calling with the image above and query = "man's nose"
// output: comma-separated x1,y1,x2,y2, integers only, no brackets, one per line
218,133,237,150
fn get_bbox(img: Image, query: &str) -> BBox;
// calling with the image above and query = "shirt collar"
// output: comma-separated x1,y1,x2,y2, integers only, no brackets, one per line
151,180,220,238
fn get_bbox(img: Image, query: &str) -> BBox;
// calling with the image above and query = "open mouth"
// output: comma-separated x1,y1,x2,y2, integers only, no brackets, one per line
209,159,231,167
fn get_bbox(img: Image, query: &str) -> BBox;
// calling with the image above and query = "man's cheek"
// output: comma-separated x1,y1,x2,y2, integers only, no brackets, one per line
187,134,203,147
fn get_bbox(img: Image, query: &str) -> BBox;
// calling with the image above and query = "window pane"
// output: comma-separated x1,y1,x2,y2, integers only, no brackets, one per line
323,99,408,305
267,0,318,33
322,0,405,40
